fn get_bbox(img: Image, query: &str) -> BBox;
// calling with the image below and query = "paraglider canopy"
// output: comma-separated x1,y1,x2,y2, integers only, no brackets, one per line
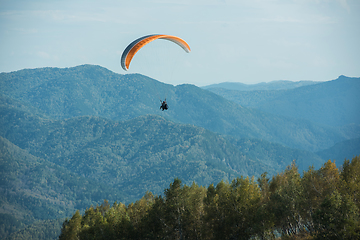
121,34,191,71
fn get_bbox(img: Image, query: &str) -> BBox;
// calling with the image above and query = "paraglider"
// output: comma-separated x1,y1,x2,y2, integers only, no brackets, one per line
160,99,168,111
120,34,191,111
120,34,191,71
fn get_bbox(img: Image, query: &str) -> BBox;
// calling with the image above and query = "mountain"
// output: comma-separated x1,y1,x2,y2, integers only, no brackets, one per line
0,95,267,196
316,137,360,162
206,75,360,127
1,65,359,238
0,65,166,121
229,137,325,172
0,135,126,239
0,112,328,239
1,65,356,152
0,97,300,199
0,91,331,238
202,80,319,91
0,134,127,212
3,219,63,240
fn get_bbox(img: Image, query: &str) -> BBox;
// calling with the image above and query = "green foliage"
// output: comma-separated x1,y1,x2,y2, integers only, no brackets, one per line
0,135,126,239
4,218,64,240
58,156,360,240
313,190,359,239
341,156,360,216
229,137,325,173
0,213,24,238
4,94,315,203
203,177,263,239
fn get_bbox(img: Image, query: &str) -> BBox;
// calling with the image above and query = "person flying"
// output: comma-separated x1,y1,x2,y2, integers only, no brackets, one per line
160,99,168,111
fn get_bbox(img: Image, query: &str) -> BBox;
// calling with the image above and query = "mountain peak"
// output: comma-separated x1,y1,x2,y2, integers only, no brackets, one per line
337,75,348,79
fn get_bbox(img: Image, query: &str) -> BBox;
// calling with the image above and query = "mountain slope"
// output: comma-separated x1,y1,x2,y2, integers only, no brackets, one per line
206,76,360,127
1,65,355,152
0,65,168,120
228,137,325,172
1,95,332,199
316,137,360,162
0,100,262,198
0,135,126,211
169,84,350,152
0,135,128,238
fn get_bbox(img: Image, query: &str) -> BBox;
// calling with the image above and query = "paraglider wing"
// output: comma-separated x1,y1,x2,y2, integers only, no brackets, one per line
120,34,191,71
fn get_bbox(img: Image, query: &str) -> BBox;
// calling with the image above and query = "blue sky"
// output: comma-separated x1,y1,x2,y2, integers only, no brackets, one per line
1,0,359,86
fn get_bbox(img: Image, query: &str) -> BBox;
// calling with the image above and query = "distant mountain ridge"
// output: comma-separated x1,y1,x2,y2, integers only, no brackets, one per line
316,137,360,162
202,80,319,91
206,75,360,127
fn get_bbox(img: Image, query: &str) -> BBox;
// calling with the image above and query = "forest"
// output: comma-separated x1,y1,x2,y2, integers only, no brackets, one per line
59,156,360,240
1,66,359,239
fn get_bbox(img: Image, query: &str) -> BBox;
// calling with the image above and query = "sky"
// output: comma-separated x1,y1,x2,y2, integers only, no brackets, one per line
0,0,359,86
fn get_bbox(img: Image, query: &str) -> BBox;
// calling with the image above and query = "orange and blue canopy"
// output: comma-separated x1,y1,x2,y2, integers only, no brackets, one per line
121,34,191,71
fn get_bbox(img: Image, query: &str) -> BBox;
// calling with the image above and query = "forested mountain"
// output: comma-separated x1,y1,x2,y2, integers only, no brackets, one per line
1,97,324,204
206,75,360,127
316,137,360,162
1,65,357,152
1,99,325,239
0,135,127,238
1,65,359,239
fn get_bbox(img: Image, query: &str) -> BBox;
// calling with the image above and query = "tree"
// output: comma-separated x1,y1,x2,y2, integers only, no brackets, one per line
181,182,206,240
256,172,275,239
141,195,166,239
203,177,262,240
126,191,155,239
341,156,360,210
59,210,81,240
300,160,341,235
57,157,360,240
268,162,303,236
313,190,359,239
203,180,231,239
106,201,132,240
163,178,186,239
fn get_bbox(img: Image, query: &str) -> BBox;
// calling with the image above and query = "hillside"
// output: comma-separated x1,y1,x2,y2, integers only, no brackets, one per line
0,96,276,194
1,65,359,239
316,137,360,162
206,75,360,127
1,65,356,152
0,136,126,238
0,65,167,120
228,137,325,171
1,93,333,238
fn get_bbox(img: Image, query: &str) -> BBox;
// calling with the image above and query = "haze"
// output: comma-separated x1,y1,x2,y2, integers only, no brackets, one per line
1,0,359,86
